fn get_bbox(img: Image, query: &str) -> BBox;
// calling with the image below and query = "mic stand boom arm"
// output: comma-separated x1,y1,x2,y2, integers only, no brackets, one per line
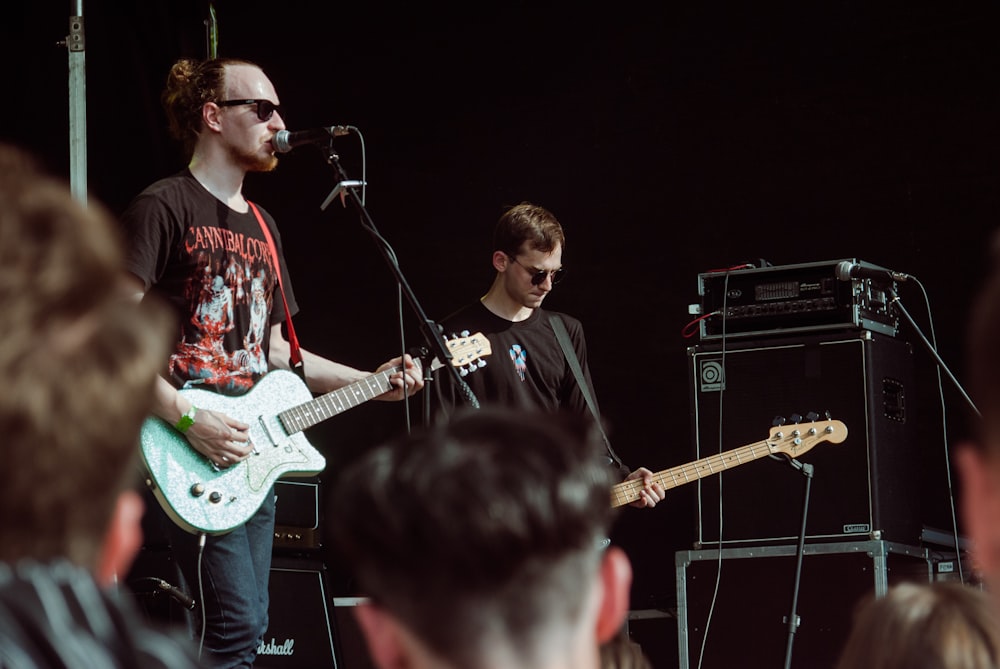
318,147,479,412
888,288,980,418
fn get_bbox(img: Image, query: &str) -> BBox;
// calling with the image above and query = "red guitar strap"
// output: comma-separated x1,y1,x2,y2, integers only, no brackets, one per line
247,201,304,372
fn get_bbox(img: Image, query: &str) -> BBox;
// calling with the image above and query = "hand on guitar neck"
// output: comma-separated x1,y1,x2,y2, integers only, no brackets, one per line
622,467,665,508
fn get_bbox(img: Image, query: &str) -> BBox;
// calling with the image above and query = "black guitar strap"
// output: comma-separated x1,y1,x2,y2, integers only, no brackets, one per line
548,314,626,471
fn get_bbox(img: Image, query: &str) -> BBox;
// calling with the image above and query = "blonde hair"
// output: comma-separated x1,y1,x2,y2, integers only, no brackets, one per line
836,582,1000,669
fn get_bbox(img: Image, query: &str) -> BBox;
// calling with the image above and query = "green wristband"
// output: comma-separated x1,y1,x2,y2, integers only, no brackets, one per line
175,406,197,433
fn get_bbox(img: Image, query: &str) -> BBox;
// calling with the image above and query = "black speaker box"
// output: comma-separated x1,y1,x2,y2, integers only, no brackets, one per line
676,541,933,669
256,558,337,668
689,331,933,546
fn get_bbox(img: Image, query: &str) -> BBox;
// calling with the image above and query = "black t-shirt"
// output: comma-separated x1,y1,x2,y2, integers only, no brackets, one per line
121,170,297,395
434,302,594,416
432,301,627,474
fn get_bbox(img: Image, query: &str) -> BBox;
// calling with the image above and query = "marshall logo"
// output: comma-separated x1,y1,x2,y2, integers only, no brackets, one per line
258,638,296,656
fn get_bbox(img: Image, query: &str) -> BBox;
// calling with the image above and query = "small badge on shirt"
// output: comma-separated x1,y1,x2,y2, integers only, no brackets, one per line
509,344,527,381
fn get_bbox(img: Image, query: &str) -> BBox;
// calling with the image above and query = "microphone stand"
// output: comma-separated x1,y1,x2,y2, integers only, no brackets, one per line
315,144,479,413
777,455,814,669
887,287,980,418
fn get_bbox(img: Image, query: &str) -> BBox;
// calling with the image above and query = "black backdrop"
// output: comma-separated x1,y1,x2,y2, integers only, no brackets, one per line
8,0,1000,618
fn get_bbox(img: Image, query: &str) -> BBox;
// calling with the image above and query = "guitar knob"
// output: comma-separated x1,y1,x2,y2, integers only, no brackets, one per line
190,483,205,498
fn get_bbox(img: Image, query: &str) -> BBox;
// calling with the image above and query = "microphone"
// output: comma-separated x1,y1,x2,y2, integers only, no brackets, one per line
156,578,196,610
272,126,351,153
835,260,911,283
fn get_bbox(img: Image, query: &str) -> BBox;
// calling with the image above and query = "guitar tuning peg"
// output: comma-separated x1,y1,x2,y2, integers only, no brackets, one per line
805,411,820,422
824,409,832,420
459,367,469,377
460,330,470,337
465,364,477,375
772,416,787,427
477,359,486,368
789,413,803,424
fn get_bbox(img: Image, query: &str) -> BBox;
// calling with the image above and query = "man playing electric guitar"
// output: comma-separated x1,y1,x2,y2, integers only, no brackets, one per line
121,57,422,669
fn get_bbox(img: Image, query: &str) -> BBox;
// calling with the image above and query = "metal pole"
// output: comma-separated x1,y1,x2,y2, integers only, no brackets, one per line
205,4,218,58
66,0,87,204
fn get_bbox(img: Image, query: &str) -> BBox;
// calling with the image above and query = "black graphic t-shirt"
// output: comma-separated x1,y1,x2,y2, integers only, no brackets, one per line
433,301,595,419
121,170,298,395
433,302,628,474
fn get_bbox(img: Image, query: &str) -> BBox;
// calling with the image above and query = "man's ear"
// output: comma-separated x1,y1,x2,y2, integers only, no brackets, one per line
492,250,509,273
354,602,408,669
956,443,1000,582
95,489,144,587
595,546,633,643
202,102,223,133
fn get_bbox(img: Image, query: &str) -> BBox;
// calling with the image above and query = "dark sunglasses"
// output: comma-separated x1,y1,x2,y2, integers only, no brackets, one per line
215,99,282,122
507,255,565,286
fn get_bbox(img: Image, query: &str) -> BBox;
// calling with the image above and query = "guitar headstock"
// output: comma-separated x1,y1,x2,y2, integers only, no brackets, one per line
443,331,492,376
768,413,848,458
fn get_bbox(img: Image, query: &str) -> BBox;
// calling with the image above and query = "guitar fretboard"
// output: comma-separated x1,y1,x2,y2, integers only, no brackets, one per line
278,365,401,434
610,438,777,508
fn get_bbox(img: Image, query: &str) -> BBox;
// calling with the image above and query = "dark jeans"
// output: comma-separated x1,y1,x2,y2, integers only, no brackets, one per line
165,488,276,669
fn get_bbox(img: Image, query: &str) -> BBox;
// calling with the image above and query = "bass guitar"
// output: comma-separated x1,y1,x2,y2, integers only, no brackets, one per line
610,418,847,507
140,332,491,534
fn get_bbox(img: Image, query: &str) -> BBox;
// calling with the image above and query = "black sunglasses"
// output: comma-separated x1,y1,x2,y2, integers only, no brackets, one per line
507,255,565,286
215,99,282,122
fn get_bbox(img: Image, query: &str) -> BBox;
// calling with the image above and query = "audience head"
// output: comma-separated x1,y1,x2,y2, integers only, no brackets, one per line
835,581,1000,669
328,407,632,669
958,268,1000,596
0,143,172,582
599,629,653,669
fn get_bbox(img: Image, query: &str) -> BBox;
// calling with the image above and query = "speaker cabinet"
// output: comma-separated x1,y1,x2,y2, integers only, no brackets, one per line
675,541,932,669
689,331,927,546
256,559,337,668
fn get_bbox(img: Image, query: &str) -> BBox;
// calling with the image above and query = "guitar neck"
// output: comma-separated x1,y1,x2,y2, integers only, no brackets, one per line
277,365,402,434
610,438,777,508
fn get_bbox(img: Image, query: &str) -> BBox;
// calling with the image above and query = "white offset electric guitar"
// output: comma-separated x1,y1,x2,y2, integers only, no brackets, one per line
140,333,491,535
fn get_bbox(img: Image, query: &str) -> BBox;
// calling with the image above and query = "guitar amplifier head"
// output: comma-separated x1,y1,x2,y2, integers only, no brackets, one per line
274,478,322,552
696,258,899,340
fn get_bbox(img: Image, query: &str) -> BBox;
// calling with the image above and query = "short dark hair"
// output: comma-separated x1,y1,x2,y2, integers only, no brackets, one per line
328,407,617,667
493,202,566,258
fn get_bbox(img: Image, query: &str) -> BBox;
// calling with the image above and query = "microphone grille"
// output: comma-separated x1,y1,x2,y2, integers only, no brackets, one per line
272,130,292,154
